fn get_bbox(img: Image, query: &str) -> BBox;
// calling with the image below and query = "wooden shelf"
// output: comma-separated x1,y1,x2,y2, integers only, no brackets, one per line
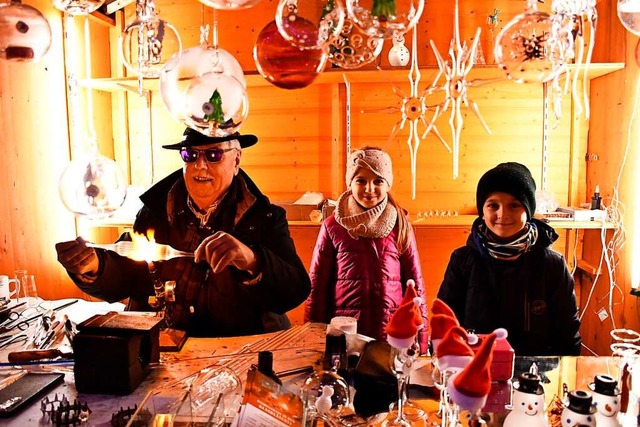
409,215,617,229
79,63,625,92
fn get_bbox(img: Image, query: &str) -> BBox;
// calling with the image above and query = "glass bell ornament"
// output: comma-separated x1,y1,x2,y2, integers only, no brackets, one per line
52,0,104,16
0,0,51,63
618,0,640,36
345,0,424,40
328,18,383,69
253,20,327,90
58,148,127,219
160,45,247,136
198,0,263,11
494,0,560,84
120,0,182,78
300,368,350,425
276,0,344,50
387,33,409,66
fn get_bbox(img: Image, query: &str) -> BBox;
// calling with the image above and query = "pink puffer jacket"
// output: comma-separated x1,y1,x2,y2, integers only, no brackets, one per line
305,215,429,353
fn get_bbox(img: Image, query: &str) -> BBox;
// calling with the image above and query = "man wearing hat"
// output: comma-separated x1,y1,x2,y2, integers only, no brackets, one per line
55,128,311,337
437,162,581,356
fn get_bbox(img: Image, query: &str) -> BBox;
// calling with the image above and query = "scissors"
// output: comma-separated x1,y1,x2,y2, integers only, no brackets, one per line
0,332,28,350
0,300,77,335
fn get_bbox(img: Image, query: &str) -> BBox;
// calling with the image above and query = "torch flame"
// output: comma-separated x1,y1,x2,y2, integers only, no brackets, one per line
130,230,162,262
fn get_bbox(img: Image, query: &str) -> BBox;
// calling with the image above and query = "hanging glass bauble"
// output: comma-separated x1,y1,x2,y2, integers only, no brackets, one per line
345,0,424,39
328,18,382,69
0,0,51,62
120,16,181,78
253,20,327,90
183,72,248,136
276,0,344,50
59,151,127,219
52,0,104,16
160,45,246,135
618,0,640,36
494,1,559,83
198,0,263,10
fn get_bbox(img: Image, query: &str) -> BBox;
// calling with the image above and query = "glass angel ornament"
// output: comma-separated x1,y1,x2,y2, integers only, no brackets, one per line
0,0,51,62
160,44,248,136
276,0,344,50
327,18,383,69
120,0,181,78
254,20,327,90
494,0,560,83
52,0,103,15
345,0,424,39
59,143,127,219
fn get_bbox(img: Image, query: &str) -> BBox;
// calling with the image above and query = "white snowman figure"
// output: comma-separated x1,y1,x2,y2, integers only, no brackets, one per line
315,385,334,415
588,374,622,427
388,34,410,67
503,372,548,427
560,390,597,427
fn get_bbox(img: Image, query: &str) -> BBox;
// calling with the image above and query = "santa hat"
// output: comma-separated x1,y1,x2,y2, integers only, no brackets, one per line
446,328,508,411
386,281,424,348
435,325,474,372
432,298,458,320
430,314,459,353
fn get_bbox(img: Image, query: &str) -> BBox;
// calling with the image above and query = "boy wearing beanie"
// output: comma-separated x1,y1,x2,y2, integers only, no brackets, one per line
437,162,581,356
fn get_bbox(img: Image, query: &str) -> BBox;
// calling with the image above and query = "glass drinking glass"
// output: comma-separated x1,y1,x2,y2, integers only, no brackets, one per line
382,342,421,427
13,270,27,303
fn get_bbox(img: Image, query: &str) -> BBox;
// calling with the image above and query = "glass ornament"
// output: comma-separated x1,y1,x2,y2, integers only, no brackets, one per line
494,0,560,84
52,0,104,16
160,45,247,136
0,0,51,63
618,0,640,36
388,33,409,66
120,16,181,78
198,0,263,11
276,0,344,50
59,151,127,219
345,0,424,39
253,20,327,90
328,18,382,69
300,369,350,424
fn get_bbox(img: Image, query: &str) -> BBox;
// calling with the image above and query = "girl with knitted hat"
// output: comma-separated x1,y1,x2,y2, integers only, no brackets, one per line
437,162,581,356
304,147,428,354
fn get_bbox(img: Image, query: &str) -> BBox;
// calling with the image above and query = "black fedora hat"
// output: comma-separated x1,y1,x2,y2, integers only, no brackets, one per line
588,374,620,397
513,372,544,395
563,390,597,415
162,128,258,150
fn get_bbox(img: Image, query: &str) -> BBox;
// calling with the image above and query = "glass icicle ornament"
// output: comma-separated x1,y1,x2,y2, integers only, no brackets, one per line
0,0,51,62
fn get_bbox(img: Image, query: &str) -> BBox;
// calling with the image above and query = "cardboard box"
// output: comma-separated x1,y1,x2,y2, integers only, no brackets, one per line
275,192,324,221
470,335,515,382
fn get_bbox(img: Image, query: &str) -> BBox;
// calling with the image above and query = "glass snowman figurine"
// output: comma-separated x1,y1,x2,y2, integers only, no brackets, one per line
560,390,597,427
503,372,548,427
588,374,622,427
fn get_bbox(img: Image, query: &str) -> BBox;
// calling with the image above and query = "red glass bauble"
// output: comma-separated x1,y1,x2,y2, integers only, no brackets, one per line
253,20,327,90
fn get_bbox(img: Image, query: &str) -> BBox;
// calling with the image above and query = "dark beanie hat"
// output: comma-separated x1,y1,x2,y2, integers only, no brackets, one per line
476,162,537,219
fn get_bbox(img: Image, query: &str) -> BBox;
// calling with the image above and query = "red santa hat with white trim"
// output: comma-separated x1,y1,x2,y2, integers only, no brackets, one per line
385,281,424,349
430,314,459,353
432,298,458,320
435,325,474,372
446,328,508,411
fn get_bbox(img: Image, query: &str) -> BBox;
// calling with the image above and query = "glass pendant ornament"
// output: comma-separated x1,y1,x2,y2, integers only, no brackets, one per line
254,20,327,89
276,0,344,50
160,44,248,136
59,147,127,219
494,0,560,84
52,0,104,16
618,0,640,35
345,0,424,39
120,0,181,78
327,18,382,69
198,0,263,11
0,0,51,62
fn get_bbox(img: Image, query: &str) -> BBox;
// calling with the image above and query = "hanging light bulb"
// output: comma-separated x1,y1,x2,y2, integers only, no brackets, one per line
120,0,181,78
276,0,344,50
345,0,424,40
52,0,104,16
0,0,51,62
253,20,327,89
59,145,127,219
618,0,640,36
388,32,409,66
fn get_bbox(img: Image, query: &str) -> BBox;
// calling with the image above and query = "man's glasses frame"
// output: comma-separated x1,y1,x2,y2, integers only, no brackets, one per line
180,147,238,163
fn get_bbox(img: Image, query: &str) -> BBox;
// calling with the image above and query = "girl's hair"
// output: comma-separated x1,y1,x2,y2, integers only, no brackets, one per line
357,146,411,254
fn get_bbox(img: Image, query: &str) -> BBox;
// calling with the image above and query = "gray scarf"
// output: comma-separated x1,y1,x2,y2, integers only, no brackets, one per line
334,191,397,239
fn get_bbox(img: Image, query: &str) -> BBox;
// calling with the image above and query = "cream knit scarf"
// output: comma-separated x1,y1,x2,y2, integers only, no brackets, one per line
334,191,397,239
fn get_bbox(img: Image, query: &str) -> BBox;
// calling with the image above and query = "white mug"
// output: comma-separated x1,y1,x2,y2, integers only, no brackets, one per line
0,275,20,301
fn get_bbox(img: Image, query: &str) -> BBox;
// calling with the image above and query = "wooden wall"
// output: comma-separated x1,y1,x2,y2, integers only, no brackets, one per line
1,0,637,355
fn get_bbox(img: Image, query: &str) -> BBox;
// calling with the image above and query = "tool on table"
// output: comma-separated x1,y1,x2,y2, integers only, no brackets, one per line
0,299,77,336
0,333,28,350
8,349,74,363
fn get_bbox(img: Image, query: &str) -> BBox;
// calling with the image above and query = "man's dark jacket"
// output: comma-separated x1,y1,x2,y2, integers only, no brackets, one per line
73,169,311,337
437,218,581,356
